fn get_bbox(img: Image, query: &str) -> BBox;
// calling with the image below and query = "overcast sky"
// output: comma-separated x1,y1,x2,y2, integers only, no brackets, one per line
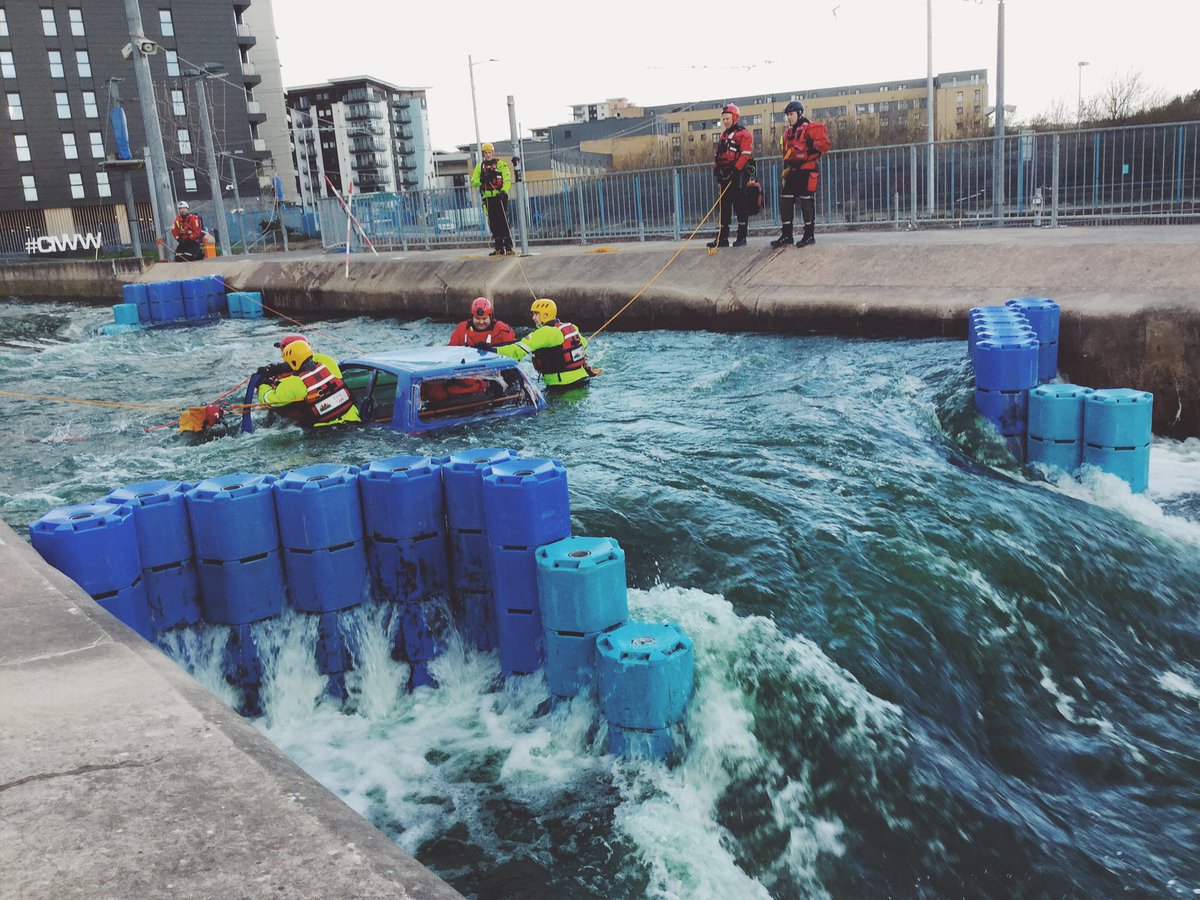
273,0,1197,152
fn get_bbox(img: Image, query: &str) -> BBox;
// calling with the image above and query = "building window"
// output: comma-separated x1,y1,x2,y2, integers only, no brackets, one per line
56,92,71,119
7,92,23,120
956,106,964,116
69,172,84,199
177,128,191,154
69,8,84,36
14,133,29,161
23,175,37,202
956,91,964,102
41,7,56,36
82,91,97,117
974,90,982,102
49,51,64,79
159,10,173,37
96,171,111,198
89,131,103,158
1,51,15,79
183,167,197,191
166,50,179,77
0,9,7,37
171,89,185,116
63,132,78,158
76,50,91,78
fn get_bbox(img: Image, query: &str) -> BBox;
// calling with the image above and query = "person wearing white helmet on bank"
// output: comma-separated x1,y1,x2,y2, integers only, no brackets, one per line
256,334,361,427
496,299,592,390
470,142,514,256
171,200,204,261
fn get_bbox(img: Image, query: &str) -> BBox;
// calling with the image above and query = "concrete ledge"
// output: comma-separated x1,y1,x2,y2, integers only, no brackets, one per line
0,258,150,301
0,521,460,900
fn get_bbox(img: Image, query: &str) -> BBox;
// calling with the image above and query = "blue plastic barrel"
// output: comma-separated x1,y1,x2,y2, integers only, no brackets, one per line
122,283,150,322
974,338,1039,392
30,502,142,597
969,324,1035,362
492,545,543,675
1006,297,1061,345
316,610,350,676
106,479,194,569
226,292,244,318
448,529,492,592
1084,389,1154,449
395,598,453,665
443,448,519,532
223,622,263,700
93,578,153,640
181,278,209,320
283,542,368,613
482,458,571,550
196,551,287,624
544,628,611,698
144,560,202,631
112,303,140,326
974,387,1028,437
274,463,363,550
147,280,184,323
368,532,449,604
596,622,694,759
186,473,279,561
1082,444,1151,493
360,455,445,542
1028,384,1092,441
238,291,264,319
536,536,629,633
456,588,497,651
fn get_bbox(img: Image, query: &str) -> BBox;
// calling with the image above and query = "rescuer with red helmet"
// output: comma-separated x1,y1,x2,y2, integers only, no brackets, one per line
708,103,755,249
772,100,832,249
448,297,517,348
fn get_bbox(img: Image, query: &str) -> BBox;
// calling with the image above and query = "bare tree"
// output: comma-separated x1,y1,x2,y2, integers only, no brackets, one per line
1090,68,1166,122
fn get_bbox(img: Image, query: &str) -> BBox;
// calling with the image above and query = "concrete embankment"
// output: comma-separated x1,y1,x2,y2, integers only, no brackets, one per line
4,226,1199,436
0,520,461,900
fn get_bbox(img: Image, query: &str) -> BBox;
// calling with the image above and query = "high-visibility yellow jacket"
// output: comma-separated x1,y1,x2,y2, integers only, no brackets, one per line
471,158,512,199
257,352,362,426
497,321,590,388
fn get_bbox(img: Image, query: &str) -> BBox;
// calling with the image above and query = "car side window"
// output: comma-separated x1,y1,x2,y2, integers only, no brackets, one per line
370,372,398,423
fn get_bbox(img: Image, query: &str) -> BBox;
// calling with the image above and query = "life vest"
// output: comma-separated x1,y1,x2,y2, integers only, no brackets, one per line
172,213,203,242
532,321,587,375
279,360,355,426
454,320,515,348
783,119,832,171
714,124,753,174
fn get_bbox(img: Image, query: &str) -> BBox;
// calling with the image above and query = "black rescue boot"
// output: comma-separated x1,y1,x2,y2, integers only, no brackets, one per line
795,232,816,248
706,233,729,249
731,223,748,247
770,225,794,248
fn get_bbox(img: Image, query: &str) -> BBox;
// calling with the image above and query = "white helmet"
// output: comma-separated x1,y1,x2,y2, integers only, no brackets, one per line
177,200,189,210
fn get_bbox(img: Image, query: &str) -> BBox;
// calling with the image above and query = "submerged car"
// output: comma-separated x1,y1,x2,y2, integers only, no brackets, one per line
338,346,546,433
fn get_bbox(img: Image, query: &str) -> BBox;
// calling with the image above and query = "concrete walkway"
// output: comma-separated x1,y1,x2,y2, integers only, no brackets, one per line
0,521,460,900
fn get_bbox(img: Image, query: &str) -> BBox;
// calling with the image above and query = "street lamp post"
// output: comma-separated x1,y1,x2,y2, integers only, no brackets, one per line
926,0,935,216
468,55,498,167
1077,60,1090,124
187,64,231,256
992,0,1006,226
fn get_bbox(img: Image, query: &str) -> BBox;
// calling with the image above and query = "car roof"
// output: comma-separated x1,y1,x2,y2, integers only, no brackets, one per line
341,345,518,376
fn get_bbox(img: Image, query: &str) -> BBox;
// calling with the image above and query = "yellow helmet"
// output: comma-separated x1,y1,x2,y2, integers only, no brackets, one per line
531,299,557,324
282,337,313,371
481,142,495,153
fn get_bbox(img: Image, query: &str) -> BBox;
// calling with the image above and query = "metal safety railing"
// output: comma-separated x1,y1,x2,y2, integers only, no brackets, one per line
316,119,1200,252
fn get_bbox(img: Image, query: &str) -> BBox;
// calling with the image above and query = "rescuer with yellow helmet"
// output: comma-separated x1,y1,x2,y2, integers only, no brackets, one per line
495,299,592,389
470,142,514,256
255,334,361,427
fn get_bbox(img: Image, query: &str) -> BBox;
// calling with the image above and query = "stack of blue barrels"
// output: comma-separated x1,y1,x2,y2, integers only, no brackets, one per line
1027,385,1094,477
29,501,152,640
360,455,451,689
186,473,287,714
443,449,517,651
106,278,227,334
227,291,264,319
536,536,628,699
105,480,201,635
275,464,368,698
972,305,1039,461
1083,389,1153,493
1006,297,1060,384
597,622,694,760
482,458,572,677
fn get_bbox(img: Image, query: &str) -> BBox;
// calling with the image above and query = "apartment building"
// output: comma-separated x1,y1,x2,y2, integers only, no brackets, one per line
286,77,432,200
0,1,279,254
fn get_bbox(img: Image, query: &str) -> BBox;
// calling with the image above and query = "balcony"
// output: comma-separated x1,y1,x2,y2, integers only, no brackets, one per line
234,22,256,46
241,61,261,85
344,88,384,104
392,114,413,126
351,138,386,153
245,100,265,120
394,138,413,153
345,103,384,121
394,127,413,141
253,138,267,152
354,153,388,170
399,161,416,171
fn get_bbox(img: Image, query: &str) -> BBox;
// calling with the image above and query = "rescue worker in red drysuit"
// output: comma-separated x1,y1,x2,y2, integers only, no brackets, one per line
171,200,204,261
448,297,517,349
708,104,755,249
496,298,591,390
771,100,831,249
256,335,361,427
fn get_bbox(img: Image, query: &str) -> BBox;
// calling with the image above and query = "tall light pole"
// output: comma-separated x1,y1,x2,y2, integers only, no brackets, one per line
992,0,1006,226
926,0,935,215
1077,60,1090,123
468,55,498,166
188,64,231,257
123,0,172,259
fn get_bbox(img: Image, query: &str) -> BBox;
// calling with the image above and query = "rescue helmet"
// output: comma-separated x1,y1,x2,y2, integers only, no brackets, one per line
530,298,558,324
177,200,189,210
481,142,495,153
722,104,740,123
470,297,493,317
281,337,314,371
784,100,805,117
274,334,306,350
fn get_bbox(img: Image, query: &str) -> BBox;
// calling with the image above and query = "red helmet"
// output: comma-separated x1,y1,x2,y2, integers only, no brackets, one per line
470,297,493,317
274,334,306,350
722,104,740,123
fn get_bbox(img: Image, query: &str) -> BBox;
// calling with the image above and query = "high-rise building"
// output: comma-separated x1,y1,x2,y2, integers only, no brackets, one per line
286,77,432,199
0,1,280,254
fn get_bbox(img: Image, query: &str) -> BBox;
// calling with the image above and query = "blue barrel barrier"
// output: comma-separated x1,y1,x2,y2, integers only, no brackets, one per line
227,291,264,319
106,480,200,632
537,536,629,698
121,283,150,322
444,448,519,532
1083,389,1153,493
147,280,184,323
181,278,210,320
596,622,694,760
1026,384,1094,476
29,502,152,639
1006,297,1060,382
224,623,263,717
360,456,446,542
484,458,572,677
967,305,1030,361
112,303,140,326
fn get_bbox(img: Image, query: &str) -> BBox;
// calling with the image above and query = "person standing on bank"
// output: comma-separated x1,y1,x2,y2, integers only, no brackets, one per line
708,104,755,249
772,101,832,249
471,142,514,257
